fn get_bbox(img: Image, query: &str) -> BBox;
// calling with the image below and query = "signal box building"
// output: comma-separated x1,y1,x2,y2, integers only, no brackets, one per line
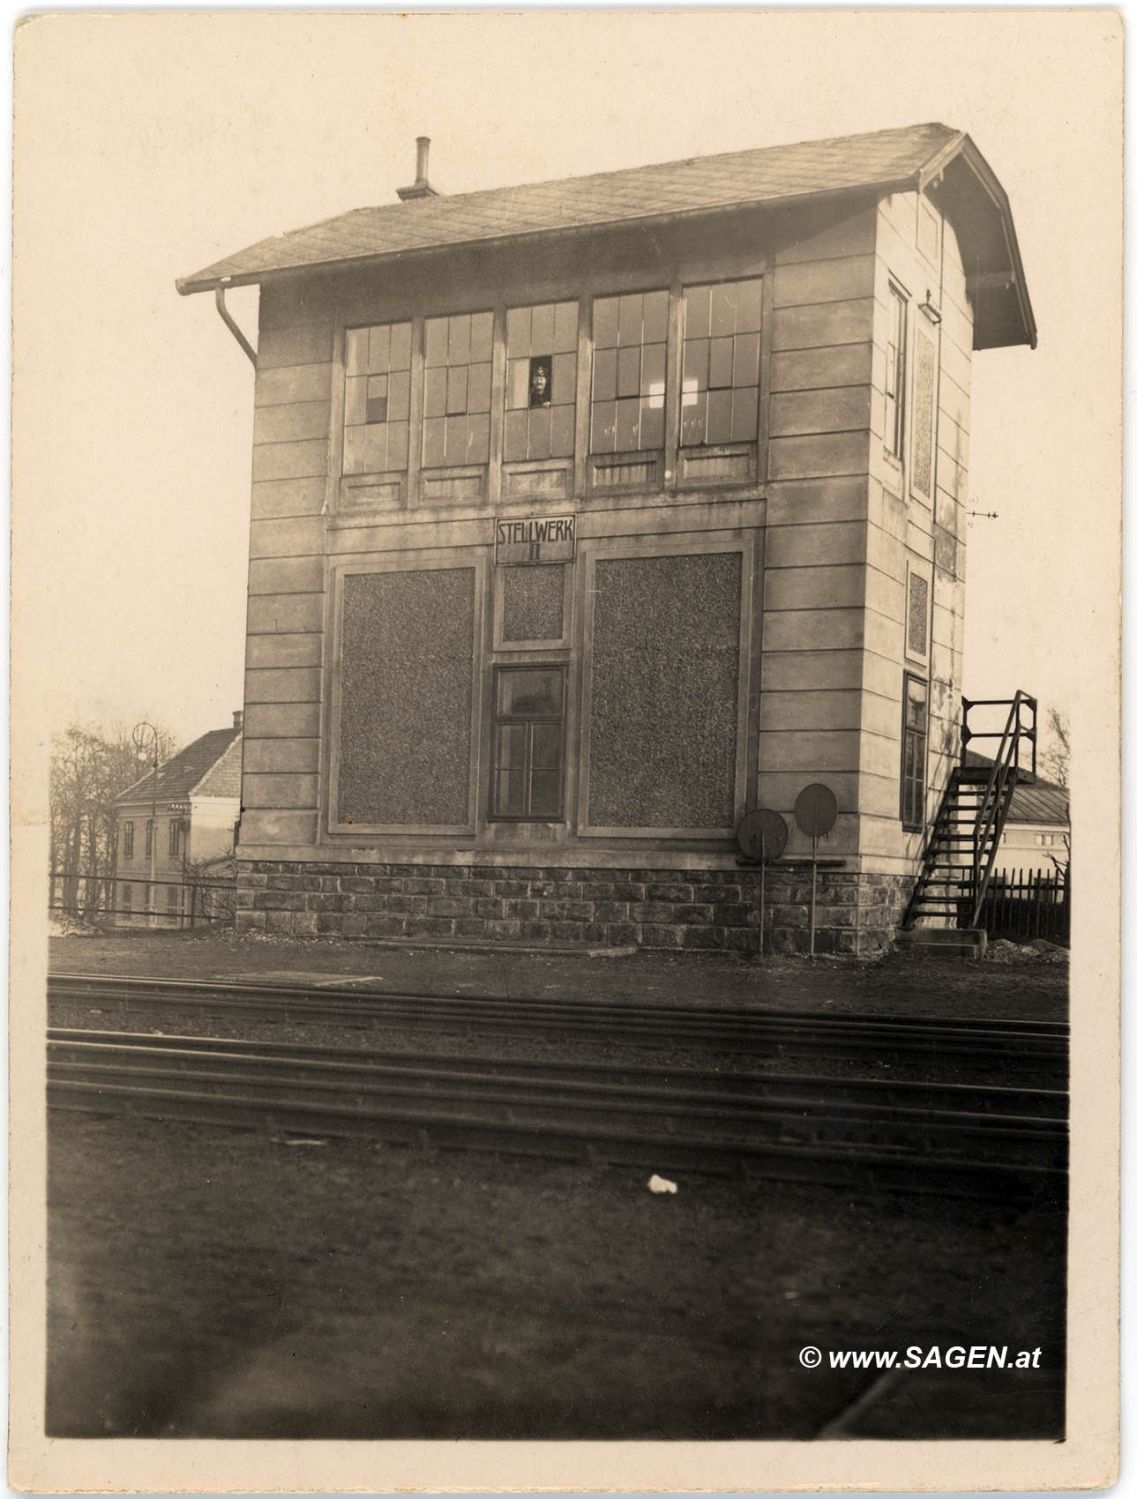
178,123,1035,954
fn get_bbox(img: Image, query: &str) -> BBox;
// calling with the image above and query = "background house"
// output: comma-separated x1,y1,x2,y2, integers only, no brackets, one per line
114,714,242,927
177,123,1035,953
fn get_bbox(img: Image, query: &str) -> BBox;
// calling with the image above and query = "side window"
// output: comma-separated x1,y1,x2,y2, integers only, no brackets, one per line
901,674,927,829
422,311,493,468
343,321,412,476
680,278,762,446
590,290,668,455
885,283,908,462
504,301,578,462
491,666,566,821
122,821,134,860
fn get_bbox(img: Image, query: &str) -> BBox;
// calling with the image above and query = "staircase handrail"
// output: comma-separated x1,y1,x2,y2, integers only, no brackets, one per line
962,691,1037,924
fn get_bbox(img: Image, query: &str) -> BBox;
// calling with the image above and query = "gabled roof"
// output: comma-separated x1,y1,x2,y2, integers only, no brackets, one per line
116,726,242,808
177,122,1035,350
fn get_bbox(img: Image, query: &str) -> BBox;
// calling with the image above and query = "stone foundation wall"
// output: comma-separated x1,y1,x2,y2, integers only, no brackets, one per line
236,861,915,956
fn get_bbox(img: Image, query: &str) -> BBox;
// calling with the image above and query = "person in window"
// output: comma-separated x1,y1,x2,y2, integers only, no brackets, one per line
529,360,552,408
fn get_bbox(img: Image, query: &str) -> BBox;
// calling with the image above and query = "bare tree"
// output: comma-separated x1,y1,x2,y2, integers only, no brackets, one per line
50,720,180,922
1038,707,1070,788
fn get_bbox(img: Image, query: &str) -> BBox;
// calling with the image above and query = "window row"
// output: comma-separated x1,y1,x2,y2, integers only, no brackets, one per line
342,278,764,477
118,818,184,860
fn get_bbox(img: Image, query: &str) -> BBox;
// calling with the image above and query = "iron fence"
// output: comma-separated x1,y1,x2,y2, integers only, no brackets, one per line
49,869,237,929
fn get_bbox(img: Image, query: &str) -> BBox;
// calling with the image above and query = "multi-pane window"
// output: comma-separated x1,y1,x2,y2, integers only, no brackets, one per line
491,666,566,821
144,819,153,857
122,821,134,860
168,819,182,857
166,884,180,915
590,290,668,454
423,310,493,467
901,674,927,829
885,284,908,460
504,301,577,461
343,321,412,475
120,882,132,913
680,278,762,446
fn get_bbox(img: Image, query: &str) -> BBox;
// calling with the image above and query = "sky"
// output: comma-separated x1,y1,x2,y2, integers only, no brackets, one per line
13,10,1122,761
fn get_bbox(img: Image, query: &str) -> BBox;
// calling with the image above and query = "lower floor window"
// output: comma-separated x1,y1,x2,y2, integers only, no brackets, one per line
120,883,132,912
901,674,927,829
491,665,565,820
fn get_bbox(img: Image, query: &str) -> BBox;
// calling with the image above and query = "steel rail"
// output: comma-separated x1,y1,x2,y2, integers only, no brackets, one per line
48,974,1070,1059
47,1032,1068,1195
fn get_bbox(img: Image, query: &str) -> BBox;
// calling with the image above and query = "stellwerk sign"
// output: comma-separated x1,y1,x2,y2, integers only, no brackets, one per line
495,514,576,565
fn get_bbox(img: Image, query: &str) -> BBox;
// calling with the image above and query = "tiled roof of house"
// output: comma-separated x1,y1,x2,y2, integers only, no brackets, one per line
966,753,1069,826
194,735,243,799
116,726,242,807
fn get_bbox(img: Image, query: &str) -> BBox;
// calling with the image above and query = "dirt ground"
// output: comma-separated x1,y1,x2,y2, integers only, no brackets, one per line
47,1113,1065,1441
46,929,1068,1440
49,928,1069,1022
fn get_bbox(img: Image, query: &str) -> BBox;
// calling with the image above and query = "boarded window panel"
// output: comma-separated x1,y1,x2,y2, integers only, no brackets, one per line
530,303,555,355
588,552,742,829
642,290,669,343
424,367,447,418
907,573,930,656
501,564,565,643
507,359,530,410
685,284,711,340
706,389,733,443
527,406,551,459
911,327,937,498
388,371,410,422
593,297,619,349
614,397,640,451
367,323,391,371
345,328,368,375
551,352,575,403
425,317,449,366
338,569,476,826
470,312,493,362
593,349,617,402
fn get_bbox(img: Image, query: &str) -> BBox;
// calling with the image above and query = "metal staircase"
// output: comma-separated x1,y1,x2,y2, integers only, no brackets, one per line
903,693,1037,931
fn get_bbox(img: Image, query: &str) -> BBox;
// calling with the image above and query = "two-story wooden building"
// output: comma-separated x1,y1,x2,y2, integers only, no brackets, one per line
178,123,1035,954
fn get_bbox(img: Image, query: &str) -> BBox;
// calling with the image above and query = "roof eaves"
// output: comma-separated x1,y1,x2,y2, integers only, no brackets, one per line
175,174,919,298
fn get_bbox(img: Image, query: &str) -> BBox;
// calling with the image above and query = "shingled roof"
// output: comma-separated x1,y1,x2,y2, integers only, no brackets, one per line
177,122,1035,349
116,726,242,807
966,753,1069,826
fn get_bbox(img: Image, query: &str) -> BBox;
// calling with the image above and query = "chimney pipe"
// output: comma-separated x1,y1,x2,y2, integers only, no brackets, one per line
233,710,243,731
397,136,440,201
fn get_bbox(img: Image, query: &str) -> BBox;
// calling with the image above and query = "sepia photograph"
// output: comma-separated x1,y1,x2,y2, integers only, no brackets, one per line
10,10,1121,1492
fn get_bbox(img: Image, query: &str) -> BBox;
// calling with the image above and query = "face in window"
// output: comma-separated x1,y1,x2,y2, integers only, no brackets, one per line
529,359,552,408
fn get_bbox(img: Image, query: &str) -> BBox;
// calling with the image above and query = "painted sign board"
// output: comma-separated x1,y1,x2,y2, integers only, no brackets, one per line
495,514,576,565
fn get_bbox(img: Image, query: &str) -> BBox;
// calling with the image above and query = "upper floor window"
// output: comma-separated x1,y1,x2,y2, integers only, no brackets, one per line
343,321,412,475
144,819,153,857
122,821,134,860
423,311,493,468
590,290,668,454
885,283,907,461
504,301,578,462
168,819,183,857
680,278,763,446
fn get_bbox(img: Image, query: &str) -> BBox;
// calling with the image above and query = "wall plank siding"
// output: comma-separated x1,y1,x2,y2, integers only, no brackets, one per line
760,648,865,692
767,430,870,481
255,364,334,408
243,739,321,774
257,323,334,369
766,520,867,569
244,667,322,704
245,633,324,670
758,729,863,772
769,386,872,439
770,343,874,393
249,516,326,560
242,773,320,809
243,703,322,739
763,607,865,653
247,593,326,635
771,298,875,352
765,475,868,527
772,255,877,308
764,564,866,612
251,477,327,520
773,205,877,264
253,400,333,446
238,810,319,844
248,556,325,595
252,438,329,483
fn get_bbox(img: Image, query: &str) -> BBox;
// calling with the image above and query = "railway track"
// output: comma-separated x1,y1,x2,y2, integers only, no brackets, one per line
47,1022,1068,1200
48,972,1070,1069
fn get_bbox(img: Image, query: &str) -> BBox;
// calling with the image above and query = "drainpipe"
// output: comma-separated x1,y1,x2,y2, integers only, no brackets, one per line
214,283,257,369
